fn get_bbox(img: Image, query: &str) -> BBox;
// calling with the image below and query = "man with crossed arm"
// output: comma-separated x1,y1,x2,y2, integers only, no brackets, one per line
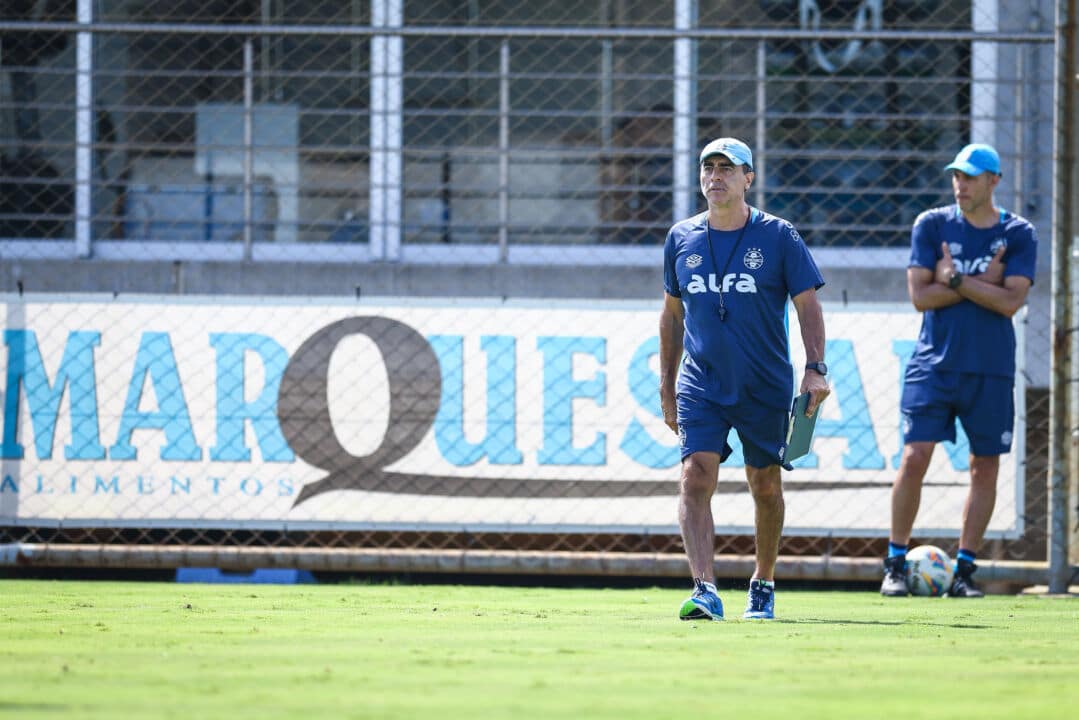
881,143,1037,598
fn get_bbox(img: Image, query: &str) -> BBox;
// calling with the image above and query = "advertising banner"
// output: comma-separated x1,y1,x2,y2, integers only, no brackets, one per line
0,297,1023,537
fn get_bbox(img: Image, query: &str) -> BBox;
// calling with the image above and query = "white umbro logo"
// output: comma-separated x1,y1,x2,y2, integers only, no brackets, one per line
686,254,703,269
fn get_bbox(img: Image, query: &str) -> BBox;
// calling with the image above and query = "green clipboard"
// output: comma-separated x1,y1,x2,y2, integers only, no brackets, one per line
779,392,820,467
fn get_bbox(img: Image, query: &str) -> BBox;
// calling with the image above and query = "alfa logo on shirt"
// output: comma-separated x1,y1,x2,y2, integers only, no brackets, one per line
948,239,1006,276
955,253,999,275
685,273,758,294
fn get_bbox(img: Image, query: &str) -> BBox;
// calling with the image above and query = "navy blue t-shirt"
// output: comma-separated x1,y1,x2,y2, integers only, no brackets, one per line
908,205,1037,378
663,208,825,411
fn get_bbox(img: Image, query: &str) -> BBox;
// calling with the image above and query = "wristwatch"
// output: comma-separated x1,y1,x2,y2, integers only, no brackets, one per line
805,362,828,376
947,270,964,289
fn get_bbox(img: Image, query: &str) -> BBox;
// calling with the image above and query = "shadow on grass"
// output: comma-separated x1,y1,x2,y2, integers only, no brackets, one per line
774,618,990,629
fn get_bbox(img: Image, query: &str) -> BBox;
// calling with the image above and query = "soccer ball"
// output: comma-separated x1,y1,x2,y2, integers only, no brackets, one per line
905,545,954,597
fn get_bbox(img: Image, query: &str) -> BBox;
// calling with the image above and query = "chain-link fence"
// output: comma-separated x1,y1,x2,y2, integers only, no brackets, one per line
0,1,1058,253
0,1,1072,585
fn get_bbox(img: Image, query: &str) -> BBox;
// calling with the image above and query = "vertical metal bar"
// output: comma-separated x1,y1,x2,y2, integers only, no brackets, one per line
673,0,698,223
1025,12,1045,211
351,0,363,148
74,0,93,257
242,39,254,259
1047,0,1077,595
441,152,452,243
599,36,612,247
1014,43,1024,215
369,2,387,260
369,0,403,261
600,0,613,149
260,0,272,102
599,0,613,247
755,39,766,212
1015,306,1028,535
600,40,613,148
1071,239,1079,573
385,1,403,260
971,0,998,143
498,39,510,262
467,0,481,142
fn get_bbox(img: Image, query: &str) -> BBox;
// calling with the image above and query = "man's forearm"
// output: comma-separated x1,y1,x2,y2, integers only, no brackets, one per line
658,308,684,389
954,275,1028,318
911,281,965,311
794,297,826,363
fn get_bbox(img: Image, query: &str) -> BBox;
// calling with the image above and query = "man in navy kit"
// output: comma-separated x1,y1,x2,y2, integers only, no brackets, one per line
881,143,1037,598
659,138,830,621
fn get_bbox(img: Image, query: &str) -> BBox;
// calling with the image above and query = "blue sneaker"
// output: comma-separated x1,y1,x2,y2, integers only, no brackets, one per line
679,579,724,621
743,579,775,620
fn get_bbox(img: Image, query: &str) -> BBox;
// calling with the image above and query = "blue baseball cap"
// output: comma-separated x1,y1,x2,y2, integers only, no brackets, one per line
944,143,1001,176
699,137,754,171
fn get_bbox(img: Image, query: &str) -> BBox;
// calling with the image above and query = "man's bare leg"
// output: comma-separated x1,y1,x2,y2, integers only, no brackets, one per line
745,464,784,581
960,454,999,552
891,442,935,545
678,451,721,581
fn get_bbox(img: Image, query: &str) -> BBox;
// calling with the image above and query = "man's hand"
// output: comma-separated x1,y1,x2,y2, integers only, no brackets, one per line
659,293,685,435
660,386,678,434
981,244,1007,286
790,288,829,416
935,241,958,286
800,371,830,417
936,241,1006,287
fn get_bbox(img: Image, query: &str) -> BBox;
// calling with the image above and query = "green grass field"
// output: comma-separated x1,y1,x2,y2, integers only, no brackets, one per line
2,580,1077,719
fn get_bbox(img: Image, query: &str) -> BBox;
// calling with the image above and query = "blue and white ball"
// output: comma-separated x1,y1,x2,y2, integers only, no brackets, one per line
905,545,954,597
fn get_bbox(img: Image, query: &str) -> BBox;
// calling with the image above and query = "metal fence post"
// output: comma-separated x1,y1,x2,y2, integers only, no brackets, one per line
242,38,254,260
1047,0,1076,594
673,0,698,223
498,39,510,262
370,0,403,261
74,0,93,257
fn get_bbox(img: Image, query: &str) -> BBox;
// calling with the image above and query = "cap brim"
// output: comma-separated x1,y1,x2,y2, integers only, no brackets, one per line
700,151,752,170
944,161,989,176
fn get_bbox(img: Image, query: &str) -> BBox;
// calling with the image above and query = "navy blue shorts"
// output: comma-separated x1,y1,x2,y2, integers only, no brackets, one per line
900,368,1015,456
676,391,789,468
